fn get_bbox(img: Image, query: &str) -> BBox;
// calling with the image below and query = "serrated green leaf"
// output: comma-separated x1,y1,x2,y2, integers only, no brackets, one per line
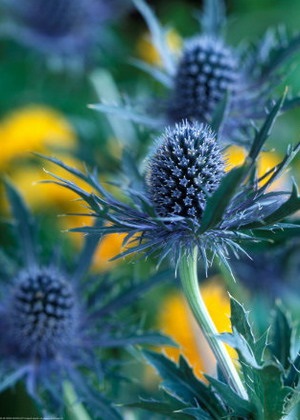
254,330,270,363
220,332,259,368
285,353,300,388
205,375,254,417
246,224,300,246
199,165,248,232
269,305,292,370
143,351,226,418
127,398,192,419
255,363,292,420
284,385,300,416
230,296,257,357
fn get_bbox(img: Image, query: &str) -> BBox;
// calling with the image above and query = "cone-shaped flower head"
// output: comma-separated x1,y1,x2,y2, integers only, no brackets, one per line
168,36,239,124
8,267,76,359
0,181,169,416
119,0,300,146
147,121,225,220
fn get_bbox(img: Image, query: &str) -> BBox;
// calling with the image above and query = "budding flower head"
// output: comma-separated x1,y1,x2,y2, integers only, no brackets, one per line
147,121,225,221
9,267,77,359
168,36,239,124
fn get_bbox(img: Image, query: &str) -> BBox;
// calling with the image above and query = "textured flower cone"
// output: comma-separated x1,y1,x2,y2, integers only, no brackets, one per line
147,121,225,221
9,268,76,358
168,36,239,124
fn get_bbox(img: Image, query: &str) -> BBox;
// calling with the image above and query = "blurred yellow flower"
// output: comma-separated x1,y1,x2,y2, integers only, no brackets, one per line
11,160,126,271
225,145,283,187
10,157,85,211
0,105,126,271
136,29,182,66
91,232,127,271
0,105,76,170
226,144,282,177
157,277,236,379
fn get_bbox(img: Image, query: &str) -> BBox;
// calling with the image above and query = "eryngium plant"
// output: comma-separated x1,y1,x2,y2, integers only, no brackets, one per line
94,0,300,145
130,299,300,419
43,97,300,397
44,98,300,271
0,0,131,62
0,181,172,418
147,122,225,220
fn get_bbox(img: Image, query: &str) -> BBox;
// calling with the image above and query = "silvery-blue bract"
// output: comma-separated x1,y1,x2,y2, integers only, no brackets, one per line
42,102,300,273
0,181,170,418
94,0,300,145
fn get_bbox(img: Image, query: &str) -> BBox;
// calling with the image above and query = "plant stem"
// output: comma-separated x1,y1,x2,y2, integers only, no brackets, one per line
179,247,248,400
64,381,92,420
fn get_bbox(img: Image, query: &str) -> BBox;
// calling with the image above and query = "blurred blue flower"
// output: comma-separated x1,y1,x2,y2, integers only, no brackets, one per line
95,0,300,145
0,0,131,64
0,180,171,417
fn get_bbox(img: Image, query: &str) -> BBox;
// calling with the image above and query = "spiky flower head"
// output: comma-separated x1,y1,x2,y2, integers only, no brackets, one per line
0,181,169,416
42,96,300,271
147,121,225,220
101,0,300,146
9,267,76,359
168,36,239,124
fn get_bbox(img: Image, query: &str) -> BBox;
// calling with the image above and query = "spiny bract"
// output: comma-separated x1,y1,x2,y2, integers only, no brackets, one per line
147,121,225,220
168,36,239,124
9,267,76,359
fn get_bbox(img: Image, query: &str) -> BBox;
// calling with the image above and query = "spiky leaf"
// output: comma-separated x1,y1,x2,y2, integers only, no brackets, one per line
143,351,226,418
269,305,292,370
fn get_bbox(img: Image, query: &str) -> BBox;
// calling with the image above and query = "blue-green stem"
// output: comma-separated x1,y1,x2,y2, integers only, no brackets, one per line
179,247,248,400
64,381,92,420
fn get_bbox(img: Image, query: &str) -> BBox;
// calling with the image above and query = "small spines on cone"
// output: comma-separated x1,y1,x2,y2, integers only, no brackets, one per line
147,121,225,221
9,267,77,359
168,36,240,124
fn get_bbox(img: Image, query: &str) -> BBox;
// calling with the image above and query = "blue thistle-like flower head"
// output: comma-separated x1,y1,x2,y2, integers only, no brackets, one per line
0,181,170,416
1,0,132,62
168,36,239,124
97,0,300,146
147,121,225,220
42,97,300,272
8,267,77,359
